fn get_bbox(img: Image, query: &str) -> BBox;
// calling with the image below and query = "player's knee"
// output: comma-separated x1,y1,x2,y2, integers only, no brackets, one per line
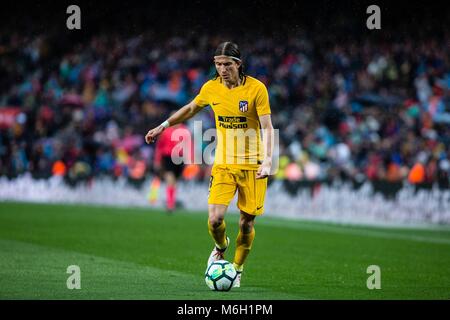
239,221,254,233
165,172,176,185
239,214,255,233
208,215,224,228
208,206,226,227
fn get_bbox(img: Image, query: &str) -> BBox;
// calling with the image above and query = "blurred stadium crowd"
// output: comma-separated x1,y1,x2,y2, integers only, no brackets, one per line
0,24,449,190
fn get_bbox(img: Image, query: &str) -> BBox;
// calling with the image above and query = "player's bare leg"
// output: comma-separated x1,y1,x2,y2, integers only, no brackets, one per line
233,210,256,287
207,204,230,267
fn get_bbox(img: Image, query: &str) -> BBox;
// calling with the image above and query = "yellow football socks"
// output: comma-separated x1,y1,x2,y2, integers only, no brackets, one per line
233,228,255,270
208,219,228,249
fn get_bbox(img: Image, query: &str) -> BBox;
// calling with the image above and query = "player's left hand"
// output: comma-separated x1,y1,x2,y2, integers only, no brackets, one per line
256,159,271,179
145,125,165,144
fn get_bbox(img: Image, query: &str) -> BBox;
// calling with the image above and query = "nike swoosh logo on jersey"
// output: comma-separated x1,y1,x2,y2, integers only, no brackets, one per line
212,102,220,105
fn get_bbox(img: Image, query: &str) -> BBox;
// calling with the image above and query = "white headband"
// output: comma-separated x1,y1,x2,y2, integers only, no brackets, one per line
214,55,242,62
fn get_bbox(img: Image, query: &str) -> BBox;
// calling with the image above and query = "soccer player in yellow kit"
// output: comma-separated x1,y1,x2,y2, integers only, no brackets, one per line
145,42,274,288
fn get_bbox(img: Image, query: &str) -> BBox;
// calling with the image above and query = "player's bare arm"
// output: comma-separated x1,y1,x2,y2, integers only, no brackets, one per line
257,114,274,179
145,100,203,144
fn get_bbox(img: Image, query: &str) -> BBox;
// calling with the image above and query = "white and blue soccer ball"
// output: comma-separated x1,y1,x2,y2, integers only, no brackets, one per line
205,260,237,291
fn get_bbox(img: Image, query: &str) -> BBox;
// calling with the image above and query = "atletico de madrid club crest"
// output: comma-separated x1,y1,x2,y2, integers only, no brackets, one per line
239,100,248,112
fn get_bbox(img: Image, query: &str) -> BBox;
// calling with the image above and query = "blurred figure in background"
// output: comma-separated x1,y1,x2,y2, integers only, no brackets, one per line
153,119,193,212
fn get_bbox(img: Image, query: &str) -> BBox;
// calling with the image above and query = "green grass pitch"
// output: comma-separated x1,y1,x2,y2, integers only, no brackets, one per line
0,201,449,299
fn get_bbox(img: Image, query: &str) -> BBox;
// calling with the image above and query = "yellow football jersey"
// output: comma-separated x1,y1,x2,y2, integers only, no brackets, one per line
194,75,271,170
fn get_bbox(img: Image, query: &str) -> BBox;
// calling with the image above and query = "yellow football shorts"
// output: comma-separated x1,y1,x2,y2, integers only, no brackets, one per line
208,165,268,215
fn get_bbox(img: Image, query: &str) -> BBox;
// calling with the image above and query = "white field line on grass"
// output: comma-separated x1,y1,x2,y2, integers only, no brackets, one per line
260,219,450,245
1,199,448,245
0,174,449,226
0,239,303,299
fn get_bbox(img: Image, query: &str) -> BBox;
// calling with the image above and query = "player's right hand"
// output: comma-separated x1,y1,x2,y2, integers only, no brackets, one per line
145,126,164,144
